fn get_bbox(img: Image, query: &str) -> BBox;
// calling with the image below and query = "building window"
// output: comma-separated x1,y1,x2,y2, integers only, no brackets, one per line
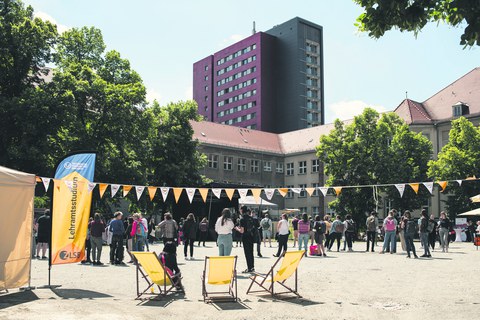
207,154,218,169
205,85,208,91
276,162,284,173
286,185,294,199
299,184,307,198
263,161,272,172
312,183,319,196
204,96,208,101
312,206,319,215
238,158,246,172
298,161,307,174
204,75,208,81
250,160,259,173
299,207,308,214
312,159,320,173
223,156,233,171
205,65,208,71
286,163,294,176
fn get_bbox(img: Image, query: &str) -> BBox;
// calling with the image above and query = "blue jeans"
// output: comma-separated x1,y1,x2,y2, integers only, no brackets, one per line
383,231,397,253
420,232,430,255
404,233,416,257
298,233,309,252
217,234,233,256
133,235,146,251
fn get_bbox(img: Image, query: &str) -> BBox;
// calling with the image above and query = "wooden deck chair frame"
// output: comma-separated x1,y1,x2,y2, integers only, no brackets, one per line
201,255,238,303
132,251,183,300
246,250,305,298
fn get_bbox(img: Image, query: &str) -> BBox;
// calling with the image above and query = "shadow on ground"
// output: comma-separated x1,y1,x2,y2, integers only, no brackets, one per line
211,300,250,310
52,288,112,299
137,292,186,307
0,290,39,309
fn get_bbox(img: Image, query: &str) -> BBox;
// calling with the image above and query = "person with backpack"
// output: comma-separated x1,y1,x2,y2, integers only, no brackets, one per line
365,211,378,252
380,211,398,254
344,214,356,252
314,215,327,256
428,214,437,251
419,209,431,257
260,213,273,247
89,213,105,265
403,210,418,258
198,217,209,246
131,213,147,252
158,241,183,290
298,213,310,254
235,205,255,273
328,215,344,252
252,210,262,257
182,213,197,260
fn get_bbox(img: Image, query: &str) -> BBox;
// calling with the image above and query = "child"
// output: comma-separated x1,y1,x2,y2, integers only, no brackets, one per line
158,241,183,290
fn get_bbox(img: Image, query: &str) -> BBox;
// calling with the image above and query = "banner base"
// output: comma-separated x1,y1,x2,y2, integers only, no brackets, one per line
37,284,62,289
19,286,36,291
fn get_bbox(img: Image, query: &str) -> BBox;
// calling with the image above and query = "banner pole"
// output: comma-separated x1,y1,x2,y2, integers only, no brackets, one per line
207,190,213,223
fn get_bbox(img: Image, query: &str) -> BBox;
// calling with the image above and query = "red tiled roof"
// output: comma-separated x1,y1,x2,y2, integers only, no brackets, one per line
394,99,432,124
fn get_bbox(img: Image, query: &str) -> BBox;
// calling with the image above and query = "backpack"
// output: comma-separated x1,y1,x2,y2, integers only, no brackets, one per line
135,221,146,236
335,222,345,233
315,221,326,234
346,220,356,233
427,220,435,233
261,219,271,230
366,216,376,232
199,222,208,232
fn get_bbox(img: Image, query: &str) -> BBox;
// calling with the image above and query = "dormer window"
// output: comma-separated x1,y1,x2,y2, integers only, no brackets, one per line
453,102,469,117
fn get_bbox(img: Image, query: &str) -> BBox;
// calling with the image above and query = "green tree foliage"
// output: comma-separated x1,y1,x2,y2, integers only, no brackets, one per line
316,108,432,221
428,117,480,216
354,0,480,46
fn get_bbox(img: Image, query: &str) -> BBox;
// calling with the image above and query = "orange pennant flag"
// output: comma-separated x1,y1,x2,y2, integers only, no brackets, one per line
36,176,42,183
305,188,315,196
277,188,288,197
173,188,183,203
147,187,157,201
409,183,419,194
198,188,209,202
251,188,262,202
437,181,448,192
123,185,132,197
98,183,108,198
333,187,342,196
225,189,235,201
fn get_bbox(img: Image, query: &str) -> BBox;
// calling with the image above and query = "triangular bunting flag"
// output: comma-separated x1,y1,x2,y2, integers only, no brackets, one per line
41,177,51,192
437,181,448,192
123,185,132,197
87,182,96,193
99,183,108,198
277,188,288,197
36,176,42,183
198,188,209,202
160,187,170,201
111,184,120,197
225,189,235,201
319,187,328,197
409,183,419,194
64,180,73,192
423,182,433,195
291,187,301,194
251,188,261,202
333,187,342,196
457,180,462,186
212,188,222,199
147,187,157,201
173,188,183,203
395,184,405,197
135,186,145,200
238,188,249,198
186,188,196,203
305,188,315,196
264,188,275,200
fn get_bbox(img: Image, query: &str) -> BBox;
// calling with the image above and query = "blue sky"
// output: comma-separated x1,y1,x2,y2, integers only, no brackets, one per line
24,0,479,124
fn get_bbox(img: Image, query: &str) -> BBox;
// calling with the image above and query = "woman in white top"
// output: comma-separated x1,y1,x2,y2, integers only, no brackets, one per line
215,208,235,256
274,213,290,257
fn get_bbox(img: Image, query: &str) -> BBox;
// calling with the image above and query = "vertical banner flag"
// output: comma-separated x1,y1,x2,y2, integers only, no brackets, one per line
264,188,275,200
186,188,196,203
395,184,405,197
147,187,157,201
212,188,222,199
409,183,419,194
135,186,145,201
160,187,170,201
51,152,96,265
423,182,434,195
111,184,120,197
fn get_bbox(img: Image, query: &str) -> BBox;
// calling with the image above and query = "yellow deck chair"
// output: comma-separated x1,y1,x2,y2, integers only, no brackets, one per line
246,250,305,298
132,251,183,300
201,256,238,303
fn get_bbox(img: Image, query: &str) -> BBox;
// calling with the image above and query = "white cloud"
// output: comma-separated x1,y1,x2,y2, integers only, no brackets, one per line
326,100,387,123
34,11,70,34
184,86,193,100
146,88,162,104
218,34,246,48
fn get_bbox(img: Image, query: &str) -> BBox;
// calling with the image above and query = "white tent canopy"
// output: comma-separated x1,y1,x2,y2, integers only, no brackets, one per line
238,196,277,207
458,207,480,216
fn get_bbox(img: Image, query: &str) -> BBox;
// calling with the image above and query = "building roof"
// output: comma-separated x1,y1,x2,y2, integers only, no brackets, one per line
394,99,432,124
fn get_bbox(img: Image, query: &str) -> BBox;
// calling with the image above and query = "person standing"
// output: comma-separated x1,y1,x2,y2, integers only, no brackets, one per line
328,215,344,252
158,213,178,244
131,213,147,252
398,216,407,252
215,208,235,256
274,213,290,257
428,214,437,251
297,213,310,254
419,209,431,257
313,215,327,256
344,214,356,252
438,211,450,252
365,211,378,252
381,211,397,254
109,211,125,265
260,213,273,247
235,206,255,273
89,213,105,265
323,215,332,249
291,215,299,248
81,217,93,264
198,218,209,246
182,213,197,260
35,209,51,259
251,210,262,257
403,211,418,258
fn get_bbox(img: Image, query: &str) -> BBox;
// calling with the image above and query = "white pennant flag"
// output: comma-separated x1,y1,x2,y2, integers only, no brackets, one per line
111,184,120,197
319,187,328,197
212,188,222,199
264,188,275,200
87,182,96,193
64,180,73,192
160,187,170,201
423,182,434,195
395,184,406,197
186,188,196,203
135,186,145,200
291,188,301,194
238,188,249,198
457,180,462,186
41,177,51,192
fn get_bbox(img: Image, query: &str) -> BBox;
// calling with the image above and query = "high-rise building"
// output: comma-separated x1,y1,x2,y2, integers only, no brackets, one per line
193,17,324,133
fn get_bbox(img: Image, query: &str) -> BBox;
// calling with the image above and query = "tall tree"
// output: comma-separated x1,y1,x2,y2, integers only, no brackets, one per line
354,0,480,46
428,117,480,217
316,108,432,221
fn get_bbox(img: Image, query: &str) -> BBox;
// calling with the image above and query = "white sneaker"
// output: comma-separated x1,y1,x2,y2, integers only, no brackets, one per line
185,256,189,260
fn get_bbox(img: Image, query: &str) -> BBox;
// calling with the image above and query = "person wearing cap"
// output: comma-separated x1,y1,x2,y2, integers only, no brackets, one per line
109,211,125,265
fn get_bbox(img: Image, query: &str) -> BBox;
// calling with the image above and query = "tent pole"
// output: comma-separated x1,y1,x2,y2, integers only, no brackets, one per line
207,190,213,223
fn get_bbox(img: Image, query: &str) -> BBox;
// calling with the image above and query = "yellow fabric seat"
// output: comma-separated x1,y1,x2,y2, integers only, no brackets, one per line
202,256,237,303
